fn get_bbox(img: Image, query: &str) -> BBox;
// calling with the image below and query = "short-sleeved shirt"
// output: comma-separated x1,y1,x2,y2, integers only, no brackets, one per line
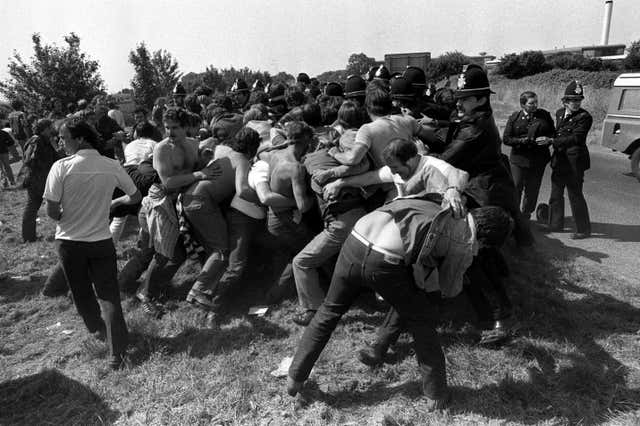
354,115,421,168
44,149,137,241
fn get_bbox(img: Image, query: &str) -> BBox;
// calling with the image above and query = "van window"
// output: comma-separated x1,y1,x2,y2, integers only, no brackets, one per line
618,89,640,111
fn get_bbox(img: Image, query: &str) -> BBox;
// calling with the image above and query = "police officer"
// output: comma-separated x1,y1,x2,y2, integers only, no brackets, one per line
171,82,186,108
344,74,367,107
424,64,529,344
503,91,555,221
538,81,592,239
230,78,251,113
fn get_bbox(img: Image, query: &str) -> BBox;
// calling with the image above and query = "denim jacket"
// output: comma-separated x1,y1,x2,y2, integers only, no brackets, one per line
414,207,477,298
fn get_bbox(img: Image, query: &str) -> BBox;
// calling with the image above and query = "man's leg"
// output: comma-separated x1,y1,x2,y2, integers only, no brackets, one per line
109,216,129,243
565,169,591,235
288,235,363,384
86,239,128,358
0,153,15,186
119,208,154,292
292,208,365,318
42,262,69,297
22,186,43,242
548,168,567,231
369,261,447,401
217,209,260,292
137,237,187,302
57,240,105,334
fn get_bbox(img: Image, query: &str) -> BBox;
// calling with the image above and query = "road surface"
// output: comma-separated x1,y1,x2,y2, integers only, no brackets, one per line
509,143,640,285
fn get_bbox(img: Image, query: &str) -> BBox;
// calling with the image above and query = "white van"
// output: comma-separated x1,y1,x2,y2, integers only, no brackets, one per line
601,73,640,179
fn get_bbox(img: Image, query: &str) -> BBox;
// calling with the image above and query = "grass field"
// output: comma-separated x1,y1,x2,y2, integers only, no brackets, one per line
1,180,639,425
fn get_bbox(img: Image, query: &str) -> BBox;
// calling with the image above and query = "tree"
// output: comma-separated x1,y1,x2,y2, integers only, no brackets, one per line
496,50,550,79
624,40,640,71
425,51,470,81
0,33,105,114
129,42,181,109
346,53,377,76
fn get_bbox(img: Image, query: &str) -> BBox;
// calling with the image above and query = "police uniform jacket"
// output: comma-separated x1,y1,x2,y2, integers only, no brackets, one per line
502,108,554,168
551,107,592,173
430,109,519,211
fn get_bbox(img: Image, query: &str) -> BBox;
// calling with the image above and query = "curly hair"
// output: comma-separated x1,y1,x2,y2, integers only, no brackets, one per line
230,127,261,157
162,107,190,128
470,206,513,247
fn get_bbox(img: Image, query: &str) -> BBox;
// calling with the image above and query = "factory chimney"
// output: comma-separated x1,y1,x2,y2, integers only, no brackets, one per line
600,0,613,45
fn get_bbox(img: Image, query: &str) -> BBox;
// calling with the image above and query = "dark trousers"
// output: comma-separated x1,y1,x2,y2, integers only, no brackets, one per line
22,185,44,242
136,239,186,300
266,209,314,299
57,239,128,357
549,167,591,234
511,163,546,217
289,234,447,399
464,247,512,322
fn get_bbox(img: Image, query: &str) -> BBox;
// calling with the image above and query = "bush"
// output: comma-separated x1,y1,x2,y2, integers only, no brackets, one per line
495,51,550,79
623,40,640,71
545,53,614,72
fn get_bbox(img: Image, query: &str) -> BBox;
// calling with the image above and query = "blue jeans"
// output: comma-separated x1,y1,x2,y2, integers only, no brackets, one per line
288,233,447,399
217,208,262,291
292,208,366,310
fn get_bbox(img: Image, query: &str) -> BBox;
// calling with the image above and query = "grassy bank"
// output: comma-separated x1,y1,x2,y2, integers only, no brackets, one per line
1,181,639,424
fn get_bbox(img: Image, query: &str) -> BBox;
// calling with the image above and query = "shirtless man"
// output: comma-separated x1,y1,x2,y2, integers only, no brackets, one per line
263,121,316,302
182,127,261,311
133,107,218,316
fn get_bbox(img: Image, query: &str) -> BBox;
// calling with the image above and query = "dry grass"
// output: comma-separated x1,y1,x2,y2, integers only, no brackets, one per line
1,183,639,425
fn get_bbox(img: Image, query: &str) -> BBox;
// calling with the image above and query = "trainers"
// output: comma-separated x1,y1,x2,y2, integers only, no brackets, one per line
137,294,164,319
109,354,126,370
478,320,511,347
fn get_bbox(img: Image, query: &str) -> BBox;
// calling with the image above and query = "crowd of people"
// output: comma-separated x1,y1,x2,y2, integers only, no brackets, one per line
0,63,593,411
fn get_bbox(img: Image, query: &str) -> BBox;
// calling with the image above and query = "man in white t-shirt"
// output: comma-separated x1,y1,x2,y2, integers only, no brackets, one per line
44,117,141,370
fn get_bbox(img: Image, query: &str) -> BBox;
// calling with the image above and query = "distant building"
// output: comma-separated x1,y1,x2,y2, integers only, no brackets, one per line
541,44,626,60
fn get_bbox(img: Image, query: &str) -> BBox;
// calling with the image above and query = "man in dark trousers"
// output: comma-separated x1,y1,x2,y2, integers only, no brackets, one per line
537,81,592,239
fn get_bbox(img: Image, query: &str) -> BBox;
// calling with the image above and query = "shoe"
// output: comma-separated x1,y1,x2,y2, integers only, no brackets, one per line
478,320,511,347
357,344,385,367
109,354,126,370
535,203,549,223
291,310,316,326
423,391,451,412
286,376,304,397
186,287,215,310
137,294,164,319
91,329,106,342
570,232,590,240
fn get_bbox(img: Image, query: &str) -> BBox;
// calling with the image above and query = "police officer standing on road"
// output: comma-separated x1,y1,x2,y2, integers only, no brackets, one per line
537,81,592,239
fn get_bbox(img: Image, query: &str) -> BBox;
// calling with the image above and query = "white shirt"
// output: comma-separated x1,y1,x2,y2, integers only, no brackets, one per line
108,109,126,129
44,149,137,241
124,137,156,166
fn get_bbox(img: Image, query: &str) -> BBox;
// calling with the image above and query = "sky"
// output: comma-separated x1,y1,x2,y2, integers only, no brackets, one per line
1,0,639,92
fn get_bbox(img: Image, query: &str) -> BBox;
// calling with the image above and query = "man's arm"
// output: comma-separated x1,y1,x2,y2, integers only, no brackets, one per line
551,113,593,150
45,199,62,221
291,164,314,213
153,143,213,190
254,182,297,208
111,190,142,211
329,142,369,166
322,167,393,199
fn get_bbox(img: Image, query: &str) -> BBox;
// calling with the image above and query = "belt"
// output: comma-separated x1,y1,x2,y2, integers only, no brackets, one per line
351,230,405,264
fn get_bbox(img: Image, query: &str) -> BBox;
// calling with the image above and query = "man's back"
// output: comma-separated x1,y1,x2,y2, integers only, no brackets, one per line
355,115,420,168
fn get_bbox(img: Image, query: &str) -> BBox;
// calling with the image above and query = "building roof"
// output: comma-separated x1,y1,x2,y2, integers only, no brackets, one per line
541,44,626,55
